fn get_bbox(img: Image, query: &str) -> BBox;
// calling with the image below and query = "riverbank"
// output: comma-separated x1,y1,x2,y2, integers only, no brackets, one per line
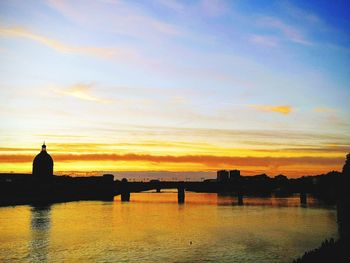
293,238,348,263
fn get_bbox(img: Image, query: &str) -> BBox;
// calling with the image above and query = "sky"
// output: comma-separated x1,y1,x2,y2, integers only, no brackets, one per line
0,0,349,179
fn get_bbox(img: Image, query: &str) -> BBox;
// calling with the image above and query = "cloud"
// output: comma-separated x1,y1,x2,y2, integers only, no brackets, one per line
0,152,344,177
47,0,182,37
249,105,292,115
259,16,312,45
0,153,343,168
0,26,131,59
199,0,228,17
280,1,321,24
3,140,349,156
155,0,185,13
0,147,36,152
313,107,336,113
249,34,279,47
53,83,111,103
63,125,348,145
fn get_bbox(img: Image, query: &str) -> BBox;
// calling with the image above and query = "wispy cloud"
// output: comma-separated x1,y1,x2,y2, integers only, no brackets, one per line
3,141,349,155
0,153,343,173
199,0,228,17
278,2,350,52
0,151,341,168
53,83,111,103
155,0,185,13
0,26,132,59
249,34,279,47
47,0,183,37
280,1,321,24
249,105,293,115
313,107,336,113
259,16,312,45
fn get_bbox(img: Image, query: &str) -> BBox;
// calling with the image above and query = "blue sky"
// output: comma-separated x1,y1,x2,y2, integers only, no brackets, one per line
0,0,349,176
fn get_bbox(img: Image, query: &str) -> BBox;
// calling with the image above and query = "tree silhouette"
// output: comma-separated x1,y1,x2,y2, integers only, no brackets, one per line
342,153,350,176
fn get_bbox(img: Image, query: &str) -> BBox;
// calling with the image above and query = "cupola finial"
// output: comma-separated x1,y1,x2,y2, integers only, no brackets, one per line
42,141,46,151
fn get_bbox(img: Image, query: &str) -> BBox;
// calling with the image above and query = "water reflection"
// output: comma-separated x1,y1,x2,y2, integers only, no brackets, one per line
0,194,339,262
116,191,335,209
28,205,51,262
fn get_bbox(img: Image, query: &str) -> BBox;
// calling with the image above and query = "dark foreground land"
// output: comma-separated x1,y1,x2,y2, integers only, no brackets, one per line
293,155,350,262
293,238,348,263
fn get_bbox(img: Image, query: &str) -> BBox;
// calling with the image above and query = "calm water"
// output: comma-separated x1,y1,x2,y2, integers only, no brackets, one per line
0,192,338,263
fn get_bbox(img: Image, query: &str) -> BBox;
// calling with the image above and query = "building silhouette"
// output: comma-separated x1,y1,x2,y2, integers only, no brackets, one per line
229,170,241,181
217,170,229,182
32,142,53,178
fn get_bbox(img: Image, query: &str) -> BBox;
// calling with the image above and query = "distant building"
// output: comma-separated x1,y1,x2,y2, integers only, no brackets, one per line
32,142,53,178
229,170,241,181
217,170,229,182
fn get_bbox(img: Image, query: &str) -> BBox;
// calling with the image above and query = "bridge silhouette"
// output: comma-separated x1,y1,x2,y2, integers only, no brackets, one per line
114,179,308,205
116,180,210,203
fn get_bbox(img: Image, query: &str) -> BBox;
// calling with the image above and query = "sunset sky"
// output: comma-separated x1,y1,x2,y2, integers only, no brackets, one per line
0,0,349,178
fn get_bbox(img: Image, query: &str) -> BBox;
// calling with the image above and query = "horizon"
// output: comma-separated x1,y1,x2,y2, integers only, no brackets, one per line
0,158,344,181
1,0,350,178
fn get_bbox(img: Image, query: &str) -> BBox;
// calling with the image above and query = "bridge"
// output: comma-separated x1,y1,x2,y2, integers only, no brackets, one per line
113,179,308,205
114,180,214,203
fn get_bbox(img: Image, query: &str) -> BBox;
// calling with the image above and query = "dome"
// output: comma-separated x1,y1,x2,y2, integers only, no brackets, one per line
32,143,54,178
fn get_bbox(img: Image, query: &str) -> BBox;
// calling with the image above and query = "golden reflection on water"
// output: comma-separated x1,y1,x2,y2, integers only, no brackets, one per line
0,193,338,263
115,191,328,207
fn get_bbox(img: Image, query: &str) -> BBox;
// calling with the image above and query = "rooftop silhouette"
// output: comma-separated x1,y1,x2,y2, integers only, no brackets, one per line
32,143,53,179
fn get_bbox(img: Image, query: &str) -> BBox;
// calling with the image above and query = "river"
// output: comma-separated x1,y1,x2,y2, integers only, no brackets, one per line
0,192,338,262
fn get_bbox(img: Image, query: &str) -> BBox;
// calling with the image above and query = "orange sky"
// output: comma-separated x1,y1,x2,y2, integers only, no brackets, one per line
0,139,347,178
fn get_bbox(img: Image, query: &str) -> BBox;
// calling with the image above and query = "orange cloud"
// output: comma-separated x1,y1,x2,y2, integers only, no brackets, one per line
249,105,292,115
313,107,336,113
0,153,343,168
53,83,111,103
0,26,129,59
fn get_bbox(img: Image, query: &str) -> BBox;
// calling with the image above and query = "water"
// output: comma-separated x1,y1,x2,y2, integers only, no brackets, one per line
0,192,338,262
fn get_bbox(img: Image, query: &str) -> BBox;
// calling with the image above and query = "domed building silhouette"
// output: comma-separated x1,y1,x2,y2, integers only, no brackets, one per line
32,142,54,178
